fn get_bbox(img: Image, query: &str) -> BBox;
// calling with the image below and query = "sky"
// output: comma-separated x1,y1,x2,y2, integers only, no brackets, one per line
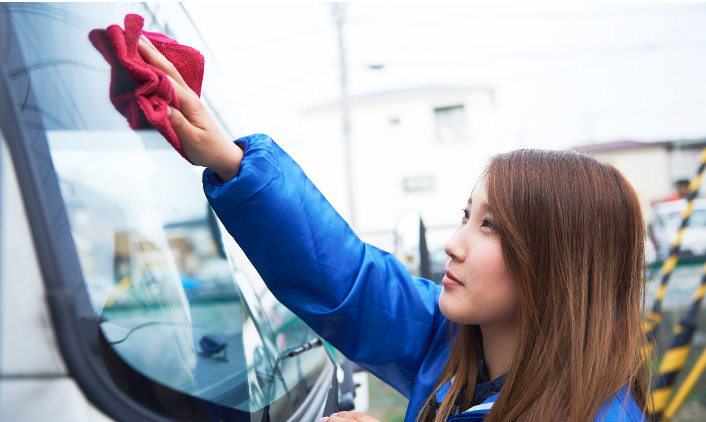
184,2,706,151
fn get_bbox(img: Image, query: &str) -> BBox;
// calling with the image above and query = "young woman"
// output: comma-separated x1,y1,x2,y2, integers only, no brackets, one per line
137,36,649,422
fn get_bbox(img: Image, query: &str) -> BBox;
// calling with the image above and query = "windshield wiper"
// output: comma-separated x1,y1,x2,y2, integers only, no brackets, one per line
277,337,323,360
277,337,357,415
259,337,326,422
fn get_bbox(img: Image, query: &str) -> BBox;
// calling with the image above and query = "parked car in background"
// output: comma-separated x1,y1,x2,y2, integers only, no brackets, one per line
651,198,706,261
0,3,362,421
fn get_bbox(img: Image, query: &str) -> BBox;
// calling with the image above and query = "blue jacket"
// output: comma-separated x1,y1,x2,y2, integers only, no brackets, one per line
435,382,644,421
203,134,646,422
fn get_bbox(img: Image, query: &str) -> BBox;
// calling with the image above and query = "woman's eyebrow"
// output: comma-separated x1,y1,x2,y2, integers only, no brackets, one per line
467,197,491,212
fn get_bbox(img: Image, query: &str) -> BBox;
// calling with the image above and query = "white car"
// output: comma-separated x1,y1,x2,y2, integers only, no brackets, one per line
651,198,706,261
0,3,363,421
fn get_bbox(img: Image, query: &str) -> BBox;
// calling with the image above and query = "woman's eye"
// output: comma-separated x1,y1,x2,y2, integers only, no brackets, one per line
461,208,469,222
481,217,494,229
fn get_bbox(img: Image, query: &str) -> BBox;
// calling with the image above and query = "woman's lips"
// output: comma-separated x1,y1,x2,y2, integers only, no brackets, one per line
442,270,464,287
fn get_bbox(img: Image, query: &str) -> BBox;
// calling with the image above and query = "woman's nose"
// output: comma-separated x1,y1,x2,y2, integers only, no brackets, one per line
444,227,467,262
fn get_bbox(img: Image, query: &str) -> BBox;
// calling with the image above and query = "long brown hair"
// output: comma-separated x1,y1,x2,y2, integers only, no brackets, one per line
418,149,650,421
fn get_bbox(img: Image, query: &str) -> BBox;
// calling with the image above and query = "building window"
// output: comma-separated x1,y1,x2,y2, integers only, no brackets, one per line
403,175,435,192
434,105,465,143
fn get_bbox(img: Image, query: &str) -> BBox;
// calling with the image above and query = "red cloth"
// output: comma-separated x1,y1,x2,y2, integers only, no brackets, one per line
89,14,205,163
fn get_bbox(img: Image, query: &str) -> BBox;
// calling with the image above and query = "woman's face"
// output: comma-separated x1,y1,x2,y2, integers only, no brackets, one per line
439,180,519,329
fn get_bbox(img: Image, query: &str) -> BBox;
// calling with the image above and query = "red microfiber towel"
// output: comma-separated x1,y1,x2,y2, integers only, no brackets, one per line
89,13,205,164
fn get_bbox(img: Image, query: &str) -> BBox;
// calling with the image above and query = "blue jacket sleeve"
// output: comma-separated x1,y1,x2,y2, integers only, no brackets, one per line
202,134,449,398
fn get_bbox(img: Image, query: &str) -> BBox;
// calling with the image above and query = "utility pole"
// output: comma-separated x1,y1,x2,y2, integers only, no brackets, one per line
332,3,356,229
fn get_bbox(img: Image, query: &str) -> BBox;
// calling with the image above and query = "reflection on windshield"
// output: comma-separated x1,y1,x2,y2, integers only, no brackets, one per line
48,129,328,416
49,130,256,408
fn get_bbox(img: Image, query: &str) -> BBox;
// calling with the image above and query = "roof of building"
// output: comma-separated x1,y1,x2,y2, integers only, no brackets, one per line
571,140,672,154
301,85,492,113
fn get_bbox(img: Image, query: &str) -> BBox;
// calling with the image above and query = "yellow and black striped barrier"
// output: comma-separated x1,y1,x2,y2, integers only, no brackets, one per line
645,147,706,420
644,147,706,351
650,265,706,420
661,344,706,421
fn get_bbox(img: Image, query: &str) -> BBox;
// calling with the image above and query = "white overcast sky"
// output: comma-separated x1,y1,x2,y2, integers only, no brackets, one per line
184,2,706,150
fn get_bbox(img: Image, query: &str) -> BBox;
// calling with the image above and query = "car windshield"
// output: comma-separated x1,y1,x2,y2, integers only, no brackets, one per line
4,2,327,419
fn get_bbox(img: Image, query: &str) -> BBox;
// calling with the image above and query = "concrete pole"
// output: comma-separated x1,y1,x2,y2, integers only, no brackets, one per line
332,3,356,229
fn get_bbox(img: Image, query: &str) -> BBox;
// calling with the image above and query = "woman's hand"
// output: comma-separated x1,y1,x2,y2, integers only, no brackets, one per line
137,35,243,181
321,411,381,422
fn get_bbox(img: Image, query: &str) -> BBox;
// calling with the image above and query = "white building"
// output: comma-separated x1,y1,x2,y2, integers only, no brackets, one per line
288,86,497,254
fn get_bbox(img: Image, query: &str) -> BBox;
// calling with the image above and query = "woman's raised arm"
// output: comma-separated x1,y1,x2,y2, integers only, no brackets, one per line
137,35,243,181
139,34,448,410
